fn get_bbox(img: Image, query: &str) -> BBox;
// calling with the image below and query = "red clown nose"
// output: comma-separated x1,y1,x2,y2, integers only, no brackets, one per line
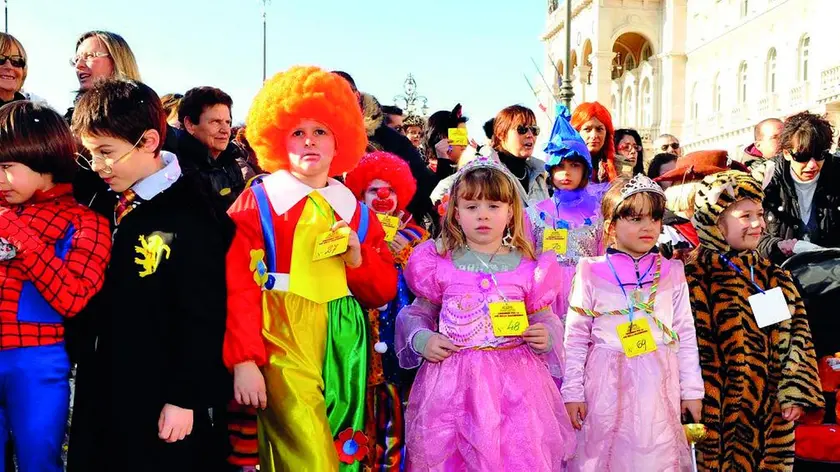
376,187,392,199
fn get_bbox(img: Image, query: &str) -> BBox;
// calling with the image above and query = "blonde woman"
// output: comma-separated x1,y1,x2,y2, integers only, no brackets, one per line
71,31,140,92
0,33,27,106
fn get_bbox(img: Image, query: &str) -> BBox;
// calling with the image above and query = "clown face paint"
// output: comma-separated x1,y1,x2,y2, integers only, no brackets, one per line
364,178,398,214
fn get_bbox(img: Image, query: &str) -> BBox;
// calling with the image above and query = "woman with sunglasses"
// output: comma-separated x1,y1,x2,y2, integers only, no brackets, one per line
759,111,840,264
0,33,27,107
614,128,645,178
491,104,549,204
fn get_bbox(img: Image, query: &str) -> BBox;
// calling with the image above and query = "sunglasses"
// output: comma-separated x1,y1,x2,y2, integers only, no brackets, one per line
789,149,830,163
660,142,680,151
0,54,25,68
516,125,540,136
618,144,643,153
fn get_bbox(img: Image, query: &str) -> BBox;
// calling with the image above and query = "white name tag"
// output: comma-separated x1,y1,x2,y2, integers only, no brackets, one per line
748,287,791,328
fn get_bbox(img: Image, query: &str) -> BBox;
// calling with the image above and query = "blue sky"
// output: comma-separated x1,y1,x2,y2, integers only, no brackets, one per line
14,0,549,142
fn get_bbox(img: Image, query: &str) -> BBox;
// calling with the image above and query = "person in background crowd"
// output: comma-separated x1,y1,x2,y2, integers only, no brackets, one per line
653,133,682,158
492,104,549,203
743,118,783,185
68,31,141,117
614,128,645,178
0,33,27,107
571,102,616,184
424,104,468,182
161,93,183,130
686,170,823,472
0,101,111,472
67,78,233,472
333,71,435,226
402,114,424,149
177,86,258,209
345,151,428,470
759,112,840,264
382,105,404,133
647,152,678,187
654,150,745,261
744,118,783,166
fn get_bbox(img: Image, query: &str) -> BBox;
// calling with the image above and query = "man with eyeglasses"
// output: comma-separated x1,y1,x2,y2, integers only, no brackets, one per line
758,112,840,264
653,134,682,157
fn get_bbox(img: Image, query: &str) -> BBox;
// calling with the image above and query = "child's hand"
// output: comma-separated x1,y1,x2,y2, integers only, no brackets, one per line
332,221,362,269
388,232,410,255
523,323,550,353
158,404,193,443
782,405,804,422
234,361,267,409
681,399,703,423
422,333,459,363
565,402,587,430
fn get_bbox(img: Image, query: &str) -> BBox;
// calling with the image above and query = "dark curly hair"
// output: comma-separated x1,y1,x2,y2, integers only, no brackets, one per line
780,112,834,155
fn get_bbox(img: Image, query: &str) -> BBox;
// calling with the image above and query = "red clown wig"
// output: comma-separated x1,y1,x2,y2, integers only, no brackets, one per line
344,151,417,213
571,101,617,183
245,65,367,175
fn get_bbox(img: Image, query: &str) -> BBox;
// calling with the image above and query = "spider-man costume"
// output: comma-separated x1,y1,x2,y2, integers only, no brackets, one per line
0,183,110,472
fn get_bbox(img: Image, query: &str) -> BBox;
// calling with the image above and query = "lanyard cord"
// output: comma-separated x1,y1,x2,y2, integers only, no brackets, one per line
718,253,766,294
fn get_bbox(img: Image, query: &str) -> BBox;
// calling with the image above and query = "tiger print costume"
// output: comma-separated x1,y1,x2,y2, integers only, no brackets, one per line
684,171,824,471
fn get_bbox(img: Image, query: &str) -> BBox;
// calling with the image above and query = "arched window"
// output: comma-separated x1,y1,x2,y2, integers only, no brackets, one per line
765,48,777,93
798,35,810,81
641,79,652,127
738,62,748,104
712,72,721,113
611,94,618,118
623,87,634,126
641,44,653,63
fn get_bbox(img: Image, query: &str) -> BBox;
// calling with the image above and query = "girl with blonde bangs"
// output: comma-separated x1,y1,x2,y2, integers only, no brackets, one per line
396,156,576,471
438,166,535,260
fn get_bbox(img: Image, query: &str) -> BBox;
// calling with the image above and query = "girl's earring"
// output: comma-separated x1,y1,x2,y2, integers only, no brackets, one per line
502,227,514,248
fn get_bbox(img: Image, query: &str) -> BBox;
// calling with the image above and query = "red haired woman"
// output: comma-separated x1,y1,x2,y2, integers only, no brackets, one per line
571,102,617,183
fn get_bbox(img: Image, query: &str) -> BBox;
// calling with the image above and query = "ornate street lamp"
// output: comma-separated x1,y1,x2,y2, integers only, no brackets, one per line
559,0,575,109
394,74,429,117
260,0,270,82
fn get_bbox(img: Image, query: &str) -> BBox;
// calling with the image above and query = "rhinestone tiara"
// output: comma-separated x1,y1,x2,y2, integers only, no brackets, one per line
619,174,666,201
449,155,530,203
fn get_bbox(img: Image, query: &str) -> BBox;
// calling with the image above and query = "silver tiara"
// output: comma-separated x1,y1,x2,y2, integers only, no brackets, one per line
449,155,529,202
619,174,666,201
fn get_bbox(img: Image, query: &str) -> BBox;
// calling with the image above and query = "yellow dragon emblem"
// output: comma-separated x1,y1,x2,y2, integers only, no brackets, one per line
135,234,171,277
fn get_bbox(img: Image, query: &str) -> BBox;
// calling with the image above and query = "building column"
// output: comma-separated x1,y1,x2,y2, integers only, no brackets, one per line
591,51,616,110
659,0,689,138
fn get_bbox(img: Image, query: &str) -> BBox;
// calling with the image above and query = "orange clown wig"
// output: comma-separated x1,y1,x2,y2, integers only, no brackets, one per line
571,101,617,183
344,151,417,213
245,65,367,175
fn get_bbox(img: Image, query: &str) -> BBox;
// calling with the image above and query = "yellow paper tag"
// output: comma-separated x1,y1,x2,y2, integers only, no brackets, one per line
220,187,232,196
448,128,468,146
313,228,350,261
542,228,568,255
489,301,529,337
376,214,400,242
617,318,657,358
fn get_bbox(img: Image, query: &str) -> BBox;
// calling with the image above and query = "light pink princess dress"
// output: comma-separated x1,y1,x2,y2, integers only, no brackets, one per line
562,249,704,472
396,240,577,471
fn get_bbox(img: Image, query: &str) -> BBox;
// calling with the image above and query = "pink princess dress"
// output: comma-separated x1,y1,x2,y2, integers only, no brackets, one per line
562,250,704,472
396,240,577,471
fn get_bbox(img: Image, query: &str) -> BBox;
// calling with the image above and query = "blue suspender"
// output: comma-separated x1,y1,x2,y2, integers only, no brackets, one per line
250,183,276,273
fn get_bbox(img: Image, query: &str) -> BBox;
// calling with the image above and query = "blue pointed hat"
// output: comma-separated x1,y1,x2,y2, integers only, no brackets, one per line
543,104,592,177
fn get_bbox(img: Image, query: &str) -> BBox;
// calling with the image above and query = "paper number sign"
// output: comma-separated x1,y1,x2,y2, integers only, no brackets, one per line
377,214,400,242
543,228,568,255
448,128,469,146
748,286,791,328
489,301,529,337
313,228,350,261
616,318,657,358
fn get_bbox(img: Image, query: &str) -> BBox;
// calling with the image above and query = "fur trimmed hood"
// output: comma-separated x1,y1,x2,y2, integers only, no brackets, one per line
361,92,384,137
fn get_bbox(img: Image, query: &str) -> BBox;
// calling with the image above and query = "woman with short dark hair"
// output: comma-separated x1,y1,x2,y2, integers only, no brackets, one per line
614,128,645,178
491,104,549,203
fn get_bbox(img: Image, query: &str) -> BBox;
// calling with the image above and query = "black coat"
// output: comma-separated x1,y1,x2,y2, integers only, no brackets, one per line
177,131,255,210
758,154,840,264
67,174,233,472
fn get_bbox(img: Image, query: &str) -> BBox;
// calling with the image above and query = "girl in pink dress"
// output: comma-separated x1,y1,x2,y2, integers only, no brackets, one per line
562,175,705,472
395,156,577,471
